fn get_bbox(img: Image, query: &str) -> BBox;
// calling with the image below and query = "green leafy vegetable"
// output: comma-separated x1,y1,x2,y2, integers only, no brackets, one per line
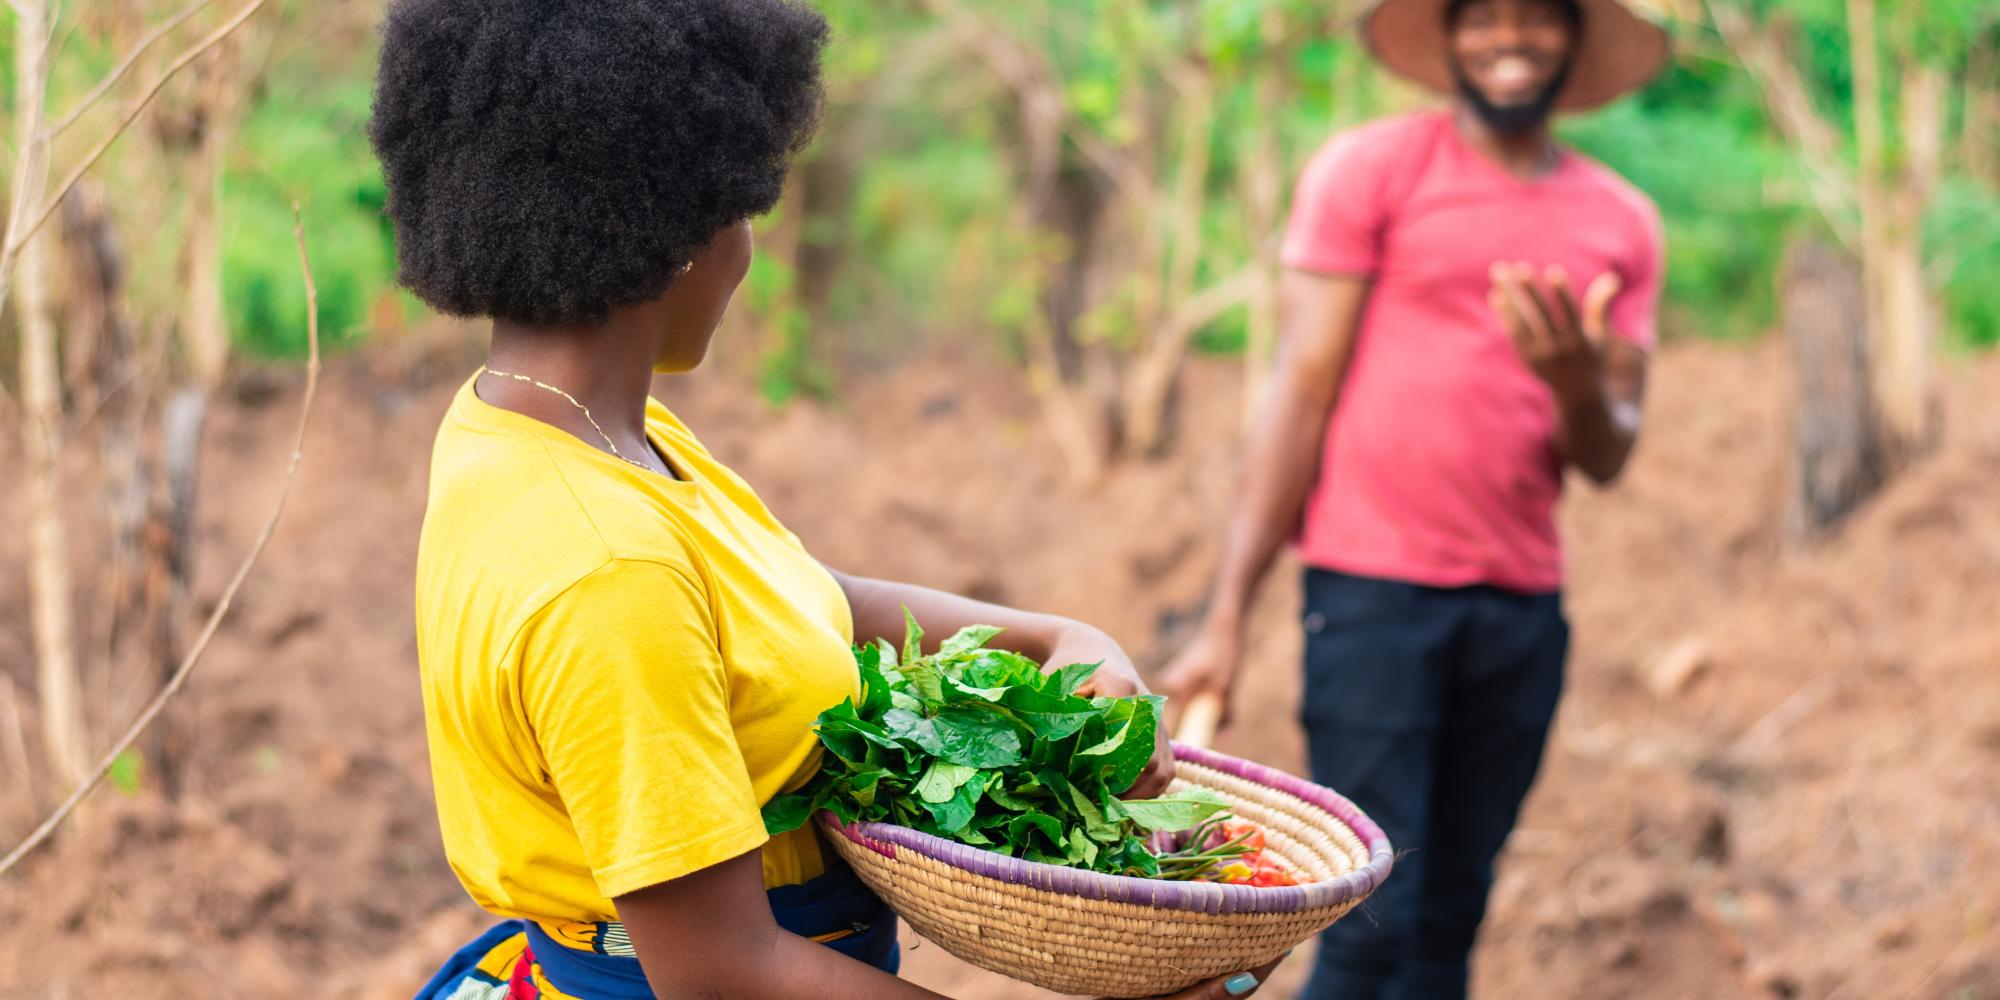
761,614,1230,877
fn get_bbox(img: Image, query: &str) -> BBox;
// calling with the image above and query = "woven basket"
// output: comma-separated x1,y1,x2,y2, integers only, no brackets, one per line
818,743,1394,998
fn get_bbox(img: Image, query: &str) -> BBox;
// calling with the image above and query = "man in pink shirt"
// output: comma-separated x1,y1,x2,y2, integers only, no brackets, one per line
1163,0,1667,996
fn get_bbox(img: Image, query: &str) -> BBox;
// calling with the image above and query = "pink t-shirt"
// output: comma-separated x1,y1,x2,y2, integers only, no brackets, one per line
1281,110,1663,593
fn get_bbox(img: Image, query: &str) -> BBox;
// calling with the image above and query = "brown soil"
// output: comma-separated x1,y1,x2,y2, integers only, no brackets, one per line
1,335,1995,999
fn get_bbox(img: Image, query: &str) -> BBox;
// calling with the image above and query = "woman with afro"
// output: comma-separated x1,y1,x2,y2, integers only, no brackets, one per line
375,1,1279,997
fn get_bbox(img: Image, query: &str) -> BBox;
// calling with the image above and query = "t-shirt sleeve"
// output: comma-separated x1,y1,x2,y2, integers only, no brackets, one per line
517,558,768,900
1609,201,1666,350
1281,132,1392,276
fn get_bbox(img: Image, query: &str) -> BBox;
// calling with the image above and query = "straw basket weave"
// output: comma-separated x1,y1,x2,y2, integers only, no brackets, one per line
819,743,1394,998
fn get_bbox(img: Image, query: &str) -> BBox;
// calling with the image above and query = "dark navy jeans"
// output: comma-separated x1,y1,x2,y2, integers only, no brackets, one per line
1297,569,1568,1000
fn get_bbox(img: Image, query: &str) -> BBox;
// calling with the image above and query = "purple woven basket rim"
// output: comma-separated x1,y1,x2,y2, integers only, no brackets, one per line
819,742,1394,916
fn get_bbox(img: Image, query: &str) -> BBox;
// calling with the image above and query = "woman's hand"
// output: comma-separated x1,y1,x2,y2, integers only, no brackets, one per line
1044,622,1176,800
1094,955,1286,1000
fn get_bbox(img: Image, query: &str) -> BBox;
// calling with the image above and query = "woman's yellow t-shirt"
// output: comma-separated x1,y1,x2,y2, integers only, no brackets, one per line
413,377,856,927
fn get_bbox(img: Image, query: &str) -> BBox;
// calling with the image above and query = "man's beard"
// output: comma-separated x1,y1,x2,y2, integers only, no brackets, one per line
1453,60,1571,133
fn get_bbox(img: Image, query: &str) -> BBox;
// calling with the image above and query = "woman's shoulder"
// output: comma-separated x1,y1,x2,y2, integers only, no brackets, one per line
419,412,710,625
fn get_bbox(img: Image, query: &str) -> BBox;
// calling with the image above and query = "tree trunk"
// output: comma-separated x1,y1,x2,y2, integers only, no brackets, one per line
1967,30,2000,189
1847,0,1939,466
62,188,151,752
1782,238,1882,544
1242,6,1289,425
1121,75,1216,458
13,0,90,790
143,388,208,798
184,37,242,390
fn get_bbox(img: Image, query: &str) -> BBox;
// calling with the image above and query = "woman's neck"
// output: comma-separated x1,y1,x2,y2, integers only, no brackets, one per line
483,318,663,462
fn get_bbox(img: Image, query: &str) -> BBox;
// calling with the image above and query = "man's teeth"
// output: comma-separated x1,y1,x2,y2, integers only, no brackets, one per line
1490,57,1534,87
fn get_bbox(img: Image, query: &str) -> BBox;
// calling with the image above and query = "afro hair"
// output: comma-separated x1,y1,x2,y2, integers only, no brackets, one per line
368,0,828,327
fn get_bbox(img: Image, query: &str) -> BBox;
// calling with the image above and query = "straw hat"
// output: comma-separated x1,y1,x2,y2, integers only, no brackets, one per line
1363,0,1670,112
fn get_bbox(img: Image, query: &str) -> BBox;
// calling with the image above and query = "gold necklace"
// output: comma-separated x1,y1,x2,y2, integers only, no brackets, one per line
478,366,653,472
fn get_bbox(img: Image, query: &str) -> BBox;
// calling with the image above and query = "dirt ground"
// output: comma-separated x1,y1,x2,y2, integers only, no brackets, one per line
0,332,1995,999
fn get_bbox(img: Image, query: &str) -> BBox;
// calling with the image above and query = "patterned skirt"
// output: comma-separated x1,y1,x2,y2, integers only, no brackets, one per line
415,860,899,1000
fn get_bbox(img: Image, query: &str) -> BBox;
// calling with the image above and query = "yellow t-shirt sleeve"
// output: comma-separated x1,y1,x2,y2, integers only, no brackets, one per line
517,558,770,900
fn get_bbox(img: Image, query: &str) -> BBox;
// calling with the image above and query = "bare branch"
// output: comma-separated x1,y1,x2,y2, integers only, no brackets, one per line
44,0,217,143
8,0,269,256
1163,265,1259,345
1704,0,1858,247
921,0,1160,205
0,205,320,881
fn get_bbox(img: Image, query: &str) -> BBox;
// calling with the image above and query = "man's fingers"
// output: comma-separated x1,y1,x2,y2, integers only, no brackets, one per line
1489,267,1535,355
1542,266,1586,350
1493,262,1554,354
1582,271,1623,342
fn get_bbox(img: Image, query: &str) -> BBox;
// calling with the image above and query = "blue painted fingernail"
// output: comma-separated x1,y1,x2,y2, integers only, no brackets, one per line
1225,972,1259,995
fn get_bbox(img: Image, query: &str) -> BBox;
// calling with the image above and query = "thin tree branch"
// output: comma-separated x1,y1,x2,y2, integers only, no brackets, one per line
43,0,216,143
0,205,320,880
921,0,1160,205
7,0,269,256
1704,0,1859,247
1162,263,1260,345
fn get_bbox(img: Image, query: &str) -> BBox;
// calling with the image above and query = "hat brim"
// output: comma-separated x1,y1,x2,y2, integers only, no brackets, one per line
1364,0,1669,112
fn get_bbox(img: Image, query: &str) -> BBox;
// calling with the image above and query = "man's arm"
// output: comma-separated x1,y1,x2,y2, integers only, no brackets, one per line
1489,263,1649,485
1159,270,1372,718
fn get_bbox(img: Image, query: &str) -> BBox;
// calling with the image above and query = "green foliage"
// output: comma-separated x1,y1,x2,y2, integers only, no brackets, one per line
148,0,1997,368
224,74,401,358
1930,178,2000,350
108,749,144,795
1563,62,1797,340
762,615,1228,876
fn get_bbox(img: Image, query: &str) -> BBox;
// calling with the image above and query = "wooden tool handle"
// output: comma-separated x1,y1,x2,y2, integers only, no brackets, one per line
1174,692,1224,749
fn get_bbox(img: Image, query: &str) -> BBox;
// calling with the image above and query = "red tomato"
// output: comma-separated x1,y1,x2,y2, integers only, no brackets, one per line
1220,820,1267,852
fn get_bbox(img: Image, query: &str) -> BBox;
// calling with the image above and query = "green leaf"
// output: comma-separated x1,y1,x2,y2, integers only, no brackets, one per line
1065,780,1120,841
883,708,943,755
1015,710,1094,742
1051,660,1101,697
843,766,891,810
901,606,925,668
1079,696,1159,795
761,792,817,835
816,701,903,765
984,777,1040,812
1117,790,1232,833
109,749,145,795
921,774,985,833
973,650,1047,688
854,643,893,720
1108,837,1161,877
898,658,946,706
940,624,1005,657
915,761,981,803
931,706,1024,768
1007,812,1066,852
1066,826,1100,866
943,675,1014,703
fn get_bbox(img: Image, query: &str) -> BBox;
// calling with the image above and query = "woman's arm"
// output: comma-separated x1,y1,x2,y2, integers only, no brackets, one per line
619,848,1285,999
825,567,1176,798
618,849,946,999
